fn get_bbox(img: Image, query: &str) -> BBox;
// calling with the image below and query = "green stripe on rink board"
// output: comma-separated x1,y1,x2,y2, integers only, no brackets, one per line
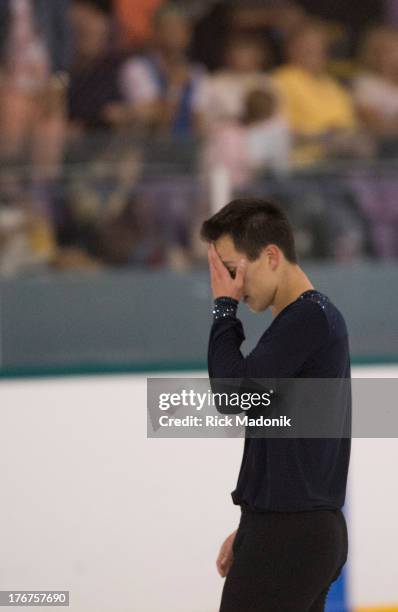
0,361,208,379
0,356,397,379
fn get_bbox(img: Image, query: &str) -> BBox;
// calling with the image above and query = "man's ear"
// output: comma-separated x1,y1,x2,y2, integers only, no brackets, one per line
264,244,279,270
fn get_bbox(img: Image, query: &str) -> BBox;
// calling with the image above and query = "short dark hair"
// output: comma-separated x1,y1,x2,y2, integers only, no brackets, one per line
200,198,297,263
72,0,113,16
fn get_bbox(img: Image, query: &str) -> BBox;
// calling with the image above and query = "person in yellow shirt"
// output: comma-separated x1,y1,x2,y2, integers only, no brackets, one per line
273,21,364,164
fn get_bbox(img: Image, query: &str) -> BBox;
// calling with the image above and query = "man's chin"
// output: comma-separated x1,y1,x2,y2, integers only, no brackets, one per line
245,300,269,314
243,296,268,313
246,301,258,313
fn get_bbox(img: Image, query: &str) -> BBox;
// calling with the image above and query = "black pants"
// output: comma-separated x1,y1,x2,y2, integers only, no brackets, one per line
219,507,348,612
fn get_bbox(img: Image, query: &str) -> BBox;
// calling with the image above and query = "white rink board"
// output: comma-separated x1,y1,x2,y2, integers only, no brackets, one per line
0,366,397,611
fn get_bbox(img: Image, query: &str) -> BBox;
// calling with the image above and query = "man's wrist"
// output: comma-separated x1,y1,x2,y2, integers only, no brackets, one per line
212,296,239,321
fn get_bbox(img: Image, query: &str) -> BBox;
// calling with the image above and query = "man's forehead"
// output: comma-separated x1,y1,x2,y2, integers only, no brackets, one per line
214,235,240,262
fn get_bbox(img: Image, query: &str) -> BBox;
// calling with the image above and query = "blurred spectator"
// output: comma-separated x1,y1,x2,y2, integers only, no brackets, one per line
197,32,273,130
353,26,398,153
0,200,58,276
202,87,291,189
0,0,71,76
68,0,126,132
385,0,398,26
189,1,236,71
273,21,371,163
115,2,206,136
0,0,70,164
113,0,165,49
92,197,166,267
348,165,398,258
54,141,158,270
0,0,71,272
348,28,398,258
295,0,383,52
190,1,308,71
230,1,308,66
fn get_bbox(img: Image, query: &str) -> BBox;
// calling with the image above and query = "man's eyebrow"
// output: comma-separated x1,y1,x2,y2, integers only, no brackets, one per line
222,260,236,265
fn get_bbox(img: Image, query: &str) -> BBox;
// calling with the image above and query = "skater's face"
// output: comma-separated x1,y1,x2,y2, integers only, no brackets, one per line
214,235,282,313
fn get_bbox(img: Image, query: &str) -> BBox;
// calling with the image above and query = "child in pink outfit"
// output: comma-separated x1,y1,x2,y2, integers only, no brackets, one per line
202,87,291,190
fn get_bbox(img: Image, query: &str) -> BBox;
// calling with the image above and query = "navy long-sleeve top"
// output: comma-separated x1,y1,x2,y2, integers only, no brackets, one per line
208,289,351,512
